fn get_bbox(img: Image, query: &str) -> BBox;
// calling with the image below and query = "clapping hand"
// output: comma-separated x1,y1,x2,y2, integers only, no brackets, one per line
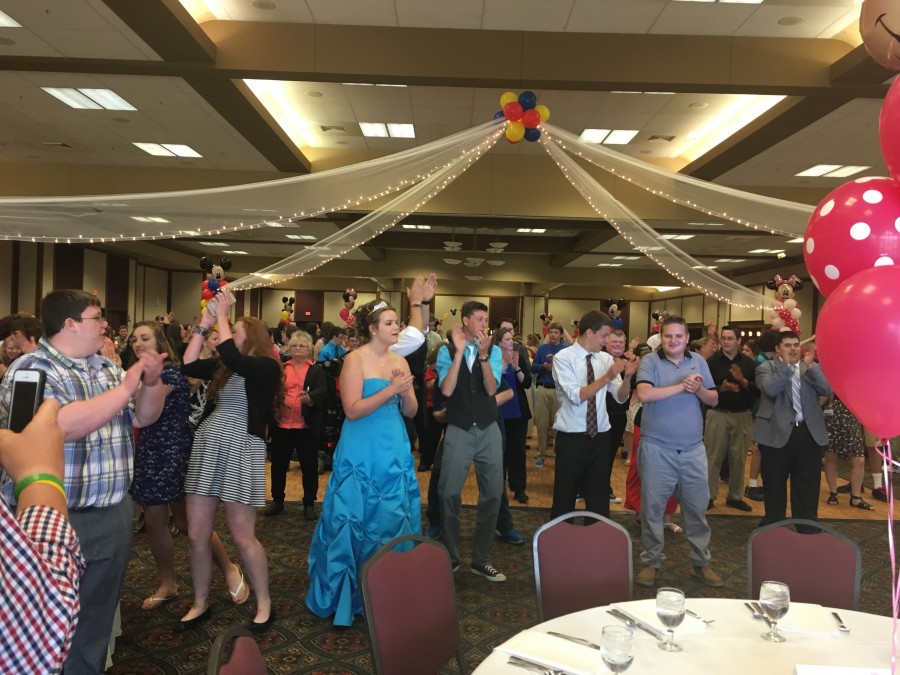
682,373,704,394
449,326,467,353
474,330,491,358
388,368,414,396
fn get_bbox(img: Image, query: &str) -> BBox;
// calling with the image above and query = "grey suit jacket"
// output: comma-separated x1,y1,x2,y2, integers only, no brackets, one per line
751,359,832,448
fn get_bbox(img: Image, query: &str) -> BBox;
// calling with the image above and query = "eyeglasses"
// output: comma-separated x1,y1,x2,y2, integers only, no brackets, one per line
290,344,310,350
77,315,106,323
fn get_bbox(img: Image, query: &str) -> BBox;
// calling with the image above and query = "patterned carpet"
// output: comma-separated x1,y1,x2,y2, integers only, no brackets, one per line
109,505,894,674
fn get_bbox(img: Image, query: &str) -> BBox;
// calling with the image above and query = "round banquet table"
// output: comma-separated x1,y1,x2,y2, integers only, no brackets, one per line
474,598,893,674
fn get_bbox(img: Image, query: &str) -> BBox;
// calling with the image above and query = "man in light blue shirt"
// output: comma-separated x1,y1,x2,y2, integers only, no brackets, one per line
550,310,637,519
435,301,506,582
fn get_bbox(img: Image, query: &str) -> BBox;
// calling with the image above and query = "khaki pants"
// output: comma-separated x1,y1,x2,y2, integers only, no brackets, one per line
704,409,752,502
533,386,560,460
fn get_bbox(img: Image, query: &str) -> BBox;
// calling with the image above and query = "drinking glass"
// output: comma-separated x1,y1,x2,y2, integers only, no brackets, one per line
759,580,790,642
655,587,685,652
600,625,634,673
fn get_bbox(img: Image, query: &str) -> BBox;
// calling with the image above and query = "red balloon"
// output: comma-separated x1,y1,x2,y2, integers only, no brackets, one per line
803,176,900,297
503,101,523,122
201,280,209,290
522,108,541,129
219,279,228,287
880,77,900,180
817,265,900,438
201,288,214,300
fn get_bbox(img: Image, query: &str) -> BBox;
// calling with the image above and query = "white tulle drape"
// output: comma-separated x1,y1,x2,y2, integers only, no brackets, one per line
228,125,504,290
0,120,503,243
542,124,813,238
541,133,771,309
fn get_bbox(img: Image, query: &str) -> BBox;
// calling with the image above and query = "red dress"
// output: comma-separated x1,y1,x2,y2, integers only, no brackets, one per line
623,424,679,516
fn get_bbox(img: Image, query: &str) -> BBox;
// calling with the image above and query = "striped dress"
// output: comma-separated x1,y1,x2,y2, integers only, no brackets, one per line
184,373,267,505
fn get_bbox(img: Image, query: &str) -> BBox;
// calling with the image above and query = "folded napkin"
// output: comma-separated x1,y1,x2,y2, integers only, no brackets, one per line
495,630,605,675
611,599,709,635
778,603,839,635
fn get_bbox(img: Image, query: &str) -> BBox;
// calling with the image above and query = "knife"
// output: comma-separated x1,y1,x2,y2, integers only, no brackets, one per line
546,631,601,650
751,602,774,627
608,607,665,640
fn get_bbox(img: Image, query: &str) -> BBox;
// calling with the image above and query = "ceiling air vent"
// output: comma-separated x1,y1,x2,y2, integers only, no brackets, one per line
648,135,675,143
42,141,73,148
319,125,348,134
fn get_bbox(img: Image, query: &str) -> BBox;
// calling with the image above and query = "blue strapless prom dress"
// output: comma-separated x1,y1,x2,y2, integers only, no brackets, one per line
306,378,422,626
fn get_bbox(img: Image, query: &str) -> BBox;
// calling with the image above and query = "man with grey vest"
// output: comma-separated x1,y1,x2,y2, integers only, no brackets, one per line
436,301,506,581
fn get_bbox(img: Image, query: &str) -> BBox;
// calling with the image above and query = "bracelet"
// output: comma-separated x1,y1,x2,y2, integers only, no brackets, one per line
193,325,210,338
478,355,490,363
410,303,422,308
14,473,65,500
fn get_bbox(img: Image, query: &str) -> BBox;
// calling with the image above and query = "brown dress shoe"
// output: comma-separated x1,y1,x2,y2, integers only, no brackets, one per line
691,565,723,587
635,566,658,587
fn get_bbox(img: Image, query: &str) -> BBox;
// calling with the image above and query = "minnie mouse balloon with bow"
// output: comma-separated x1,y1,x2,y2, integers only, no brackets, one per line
860,0,900,71
339,288,357,327
766,274,803,334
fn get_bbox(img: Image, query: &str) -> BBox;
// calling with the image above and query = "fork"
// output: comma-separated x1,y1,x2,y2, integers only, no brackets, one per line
745,601,772,626
508,655,565,675
686,608,716,624
832,611,851,633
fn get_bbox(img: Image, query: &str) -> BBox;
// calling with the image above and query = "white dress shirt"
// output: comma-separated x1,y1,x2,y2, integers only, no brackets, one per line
551,341,625,434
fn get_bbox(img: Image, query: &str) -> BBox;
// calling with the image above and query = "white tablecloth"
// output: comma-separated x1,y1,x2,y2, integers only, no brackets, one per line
475,599,893,674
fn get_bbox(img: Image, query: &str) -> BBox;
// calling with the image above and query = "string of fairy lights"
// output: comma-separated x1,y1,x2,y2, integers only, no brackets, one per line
540,127,770,309
228,126,505,291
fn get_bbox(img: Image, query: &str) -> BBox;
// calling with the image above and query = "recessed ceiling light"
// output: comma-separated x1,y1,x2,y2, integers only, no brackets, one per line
654,286,680,292
795,164,842,177
42,87,136,111
531,228,546,234
485,260,505,266
777,252,787,259
689,102,709,109
387,123,415,139
162,144,202,158
517,228,532,233
749,249,771,253
359,123,388,137
634,246,663,251
222,250,249,255
199,242,228,247
604,130,639,145
786,238,804,244
824,165,870,178
777,15,804,26
306,91,323,98
133,142,202,158
645,92,676,96
580,129,610,144
659,234,695,240
252,0,277,9
131,216,170,223
613,255,640,260
443,258,462,265
596,263,623,267
77,89,136,111
0,9,21,27
285,234,316,241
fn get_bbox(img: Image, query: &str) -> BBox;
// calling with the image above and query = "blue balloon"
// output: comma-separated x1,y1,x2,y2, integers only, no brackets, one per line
493,110,504,120
519,90,537,111
524,127,541,142
207,278,219,292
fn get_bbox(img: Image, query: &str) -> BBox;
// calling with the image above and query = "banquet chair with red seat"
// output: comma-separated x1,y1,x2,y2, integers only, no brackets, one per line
533,511,633,622
748,518,861,610
207,626,266,675
360,534,466,675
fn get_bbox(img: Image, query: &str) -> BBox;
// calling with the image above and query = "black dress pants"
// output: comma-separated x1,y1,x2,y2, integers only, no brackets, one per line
759,423,825,528
551,430,612,519
269,426,319,505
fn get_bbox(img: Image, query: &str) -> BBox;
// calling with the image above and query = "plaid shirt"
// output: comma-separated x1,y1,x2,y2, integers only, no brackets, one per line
0,339,136,509
0,504,85,674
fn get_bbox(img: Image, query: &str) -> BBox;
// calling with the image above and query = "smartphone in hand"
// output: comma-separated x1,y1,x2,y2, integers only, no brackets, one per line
7,369,46,433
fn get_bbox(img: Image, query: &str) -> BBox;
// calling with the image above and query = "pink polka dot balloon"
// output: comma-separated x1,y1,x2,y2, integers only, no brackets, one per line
803,176,900,297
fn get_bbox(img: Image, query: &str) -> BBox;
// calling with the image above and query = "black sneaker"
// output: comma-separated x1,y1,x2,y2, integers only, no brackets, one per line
725,499,753,512
744,485,765,502
470,562,506,582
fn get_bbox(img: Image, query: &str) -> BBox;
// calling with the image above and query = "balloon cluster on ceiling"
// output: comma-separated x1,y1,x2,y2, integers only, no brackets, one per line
493,90,550,144
808,1,900,442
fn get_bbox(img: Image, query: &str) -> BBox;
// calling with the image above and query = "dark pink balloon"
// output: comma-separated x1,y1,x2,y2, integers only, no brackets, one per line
880,76,900,180
803,176,900,297
817,265,900,438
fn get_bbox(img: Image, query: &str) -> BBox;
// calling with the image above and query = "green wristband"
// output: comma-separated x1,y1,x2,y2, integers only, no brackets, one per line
14,473,65,500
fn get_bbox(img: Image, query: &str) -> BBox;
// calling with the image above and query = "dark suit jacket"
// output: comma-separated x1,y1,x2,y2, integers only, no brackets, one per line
752,359,832,448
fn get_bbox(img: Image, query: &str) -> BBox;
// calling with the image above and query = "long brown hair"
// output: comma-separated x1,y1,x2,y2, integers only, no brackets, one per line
206,317,284,415
130,321,180,364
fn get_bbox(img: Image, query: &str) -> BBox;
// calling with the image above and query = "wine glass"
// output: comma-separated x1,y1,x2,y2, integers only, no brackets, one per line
656,587,685,652
759,580,790,642
600,625,634,673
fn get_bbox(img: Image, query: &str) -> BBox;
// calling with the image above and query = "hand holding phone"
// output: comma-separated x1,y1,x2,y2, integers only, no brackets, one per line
7,369,46,433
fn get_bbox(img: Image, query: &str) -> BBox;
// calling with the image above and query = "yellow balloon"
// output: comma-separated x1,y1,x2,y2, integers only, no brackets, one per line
506,121,525,143
500,91,518,108
200,299,207,309
535,104,550,123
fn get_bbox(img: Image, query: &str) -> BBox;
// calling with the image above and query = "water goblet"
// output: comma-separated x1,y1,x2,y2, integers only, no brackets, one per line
600,625,634,673
759,580,790,642
656,587,685,652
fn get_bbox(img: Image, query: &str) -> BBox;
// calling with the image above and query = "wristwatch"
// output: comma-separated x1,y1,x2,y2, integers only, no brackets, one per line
193,325,210,338
477,355,490,363
410,302,422,308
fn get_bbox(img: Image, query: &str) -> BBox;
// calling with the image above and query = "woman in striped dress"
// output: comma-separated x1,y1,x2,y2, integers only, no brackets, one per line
179,292,283,633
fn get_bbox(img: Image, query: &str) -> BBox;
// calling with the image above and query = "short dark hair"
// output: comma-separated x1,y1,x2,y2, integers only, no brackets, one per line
720,324,739,338
460,300,488,318
547,321,564,333
776,330,800,346
759,330,780,353
578,310,612,334
11,314,44,342
496,317,517,330
328,326,346,340
40,290,101,338
661,315,687,332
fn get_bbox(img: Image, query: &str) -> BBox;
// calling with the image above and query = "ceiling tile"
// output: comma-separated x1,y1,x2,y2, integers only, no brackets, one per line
305,0,398,26
650,3,757,36
395,0,484,29
566,0,667,33
733,4,854,38
482,0,575,31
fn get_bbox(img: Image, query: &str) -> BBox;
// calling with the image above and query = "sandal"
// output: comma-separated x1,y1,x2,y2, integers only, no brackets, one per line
827,492,838,505
141,592,178,610
664,522,684,534
228,566,250,605
850,496,874,511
